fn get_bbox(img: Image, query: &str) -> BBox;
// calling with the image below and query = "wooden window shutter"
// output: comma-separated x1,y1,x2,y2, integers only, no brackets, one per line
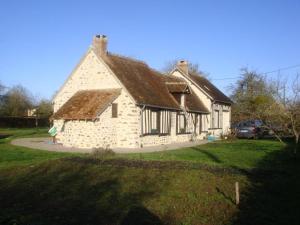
112,103,118,118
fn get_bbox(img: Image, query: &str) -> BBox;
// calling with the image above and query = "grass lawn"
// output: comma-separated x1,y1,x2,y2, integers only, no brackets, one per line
117,139,287,170
0,128,299,225
0,128,81,169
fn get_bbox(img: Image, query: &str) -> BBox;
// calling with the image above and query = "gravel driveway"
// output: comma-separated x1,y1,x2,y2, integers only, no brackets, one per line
11,137,209,154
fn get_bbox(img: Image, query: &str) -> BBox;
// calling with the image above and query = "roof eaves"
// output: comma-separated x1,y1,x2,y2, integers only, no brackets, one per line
187,109,210,114
214,99,233,105
136,103,181,111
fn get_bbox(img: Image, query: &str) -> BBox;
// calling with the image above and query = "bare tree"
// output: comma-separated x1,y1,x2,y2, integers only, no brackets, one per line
275,74,300,152
2,85,34,117
0,81,5,94
35,99,53,118
230,68,276,122
231,68,300,150
230,68,286,142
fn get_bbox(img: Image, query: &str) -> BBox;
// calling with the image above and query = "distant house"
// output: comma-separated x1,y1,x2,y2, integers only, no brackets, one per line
26,108,36,117
52,35,232,149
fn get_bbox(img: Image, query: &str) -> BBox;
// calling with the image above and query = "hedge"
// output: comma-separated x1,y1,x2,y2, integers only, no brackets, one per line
0,117,50,128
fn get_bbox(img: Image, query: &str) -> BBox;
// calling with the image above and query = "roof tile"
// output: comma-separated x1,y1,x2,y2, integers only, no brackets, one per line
52,89,121,120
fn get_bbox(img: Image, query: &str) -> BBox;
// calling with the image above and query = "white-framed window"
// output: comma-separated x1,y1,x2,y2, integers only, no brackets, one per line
141,108,171,135
214,110,220,128
159,110,171,135
150,111,158,133
180,94,185,107
177,113,186,134
176,112,194,134
202,114,208,131
199,114,202,134
112,103,118,118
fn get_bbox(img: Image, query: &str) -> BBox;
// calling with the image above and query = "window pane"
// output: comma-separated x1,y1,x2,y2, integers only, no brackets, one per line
214,110,219,128
112,103,118,118
151,111,157,130
179,115,185,129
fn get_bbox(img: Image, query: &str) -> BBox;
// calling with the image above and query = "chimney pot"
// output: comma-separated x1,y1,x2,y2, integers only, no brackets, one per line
93,35,108,57
177,60,188,75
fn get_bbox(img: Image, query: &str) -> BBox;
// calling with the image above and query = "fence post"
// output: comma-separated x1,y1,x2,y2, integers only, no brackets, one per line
235,181,240,205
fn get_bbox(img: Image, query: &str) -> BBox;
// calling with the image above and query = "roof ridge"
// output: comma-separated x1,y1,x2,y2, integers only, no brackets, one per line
148,67,165,76
107,52,148,66
189,72,207,80
107,52,168,77
76,88,121,92
165,81,187,84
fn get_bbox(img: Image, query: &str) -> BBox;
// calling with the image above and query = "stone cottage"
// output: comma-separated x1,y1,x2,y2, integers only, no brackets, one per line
51,35,232,149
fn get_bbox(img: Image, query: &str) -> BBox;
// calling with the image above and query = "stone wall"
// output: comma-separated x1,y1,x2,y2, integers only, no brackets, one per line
54,89,140,149
115,90,140,148
54,105,117,149
53,49,140,149
53,50,121,112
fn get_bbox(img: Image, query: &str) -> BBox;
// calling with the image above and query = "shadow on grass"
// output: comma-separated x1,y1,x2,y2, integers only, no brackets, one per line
0,134,11,139
216,187,235,205
0,159,165,225
191,147,222,163
121,206,163,225
232,142,300,225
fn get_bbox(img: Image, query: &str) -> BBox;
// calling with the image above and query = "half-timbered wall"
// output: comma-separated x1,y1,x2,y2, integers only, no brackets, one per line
176,112,195,134
140,108,208,147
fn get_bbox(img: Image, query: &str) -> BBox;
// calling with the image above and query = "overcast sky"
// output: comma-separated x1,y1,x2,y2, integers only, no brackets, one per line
1,0,300,99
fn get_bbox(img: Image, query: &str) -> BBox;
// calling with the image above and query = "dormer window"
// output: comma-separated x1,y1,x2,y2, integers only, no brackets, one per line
166,82,190,108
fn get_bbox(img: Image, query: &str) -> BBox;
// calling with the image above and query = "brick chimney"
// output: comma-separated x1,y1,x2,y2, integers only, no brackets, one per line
177,60,188,75
92,35,108,57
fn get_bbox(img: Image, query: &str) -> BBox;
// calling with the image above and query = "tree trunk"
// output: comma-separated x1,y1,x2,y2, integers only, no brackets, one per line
272,129,284,144
263,124,284,144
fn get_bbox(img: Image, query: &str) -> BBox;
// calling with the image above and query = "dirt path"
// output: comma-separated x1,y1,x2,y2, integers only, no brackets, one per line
11,137,209,154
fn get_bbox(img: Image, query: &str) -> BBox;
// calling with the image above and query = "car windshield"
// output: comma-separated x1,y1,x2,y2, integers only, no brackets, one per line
255,120,263,126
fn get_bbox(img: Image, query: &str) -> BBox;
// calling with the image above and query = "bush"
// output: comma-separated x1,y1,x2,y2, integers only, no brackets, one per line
91,148,115,159
0,116,49,128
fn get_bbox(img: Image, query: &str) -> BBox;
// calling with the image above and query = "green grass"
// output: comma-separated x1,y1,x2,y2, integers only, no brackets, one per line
0,128,82,169
0,158,246,225
118,139,286,170
0,127,49,137
0,128,299,225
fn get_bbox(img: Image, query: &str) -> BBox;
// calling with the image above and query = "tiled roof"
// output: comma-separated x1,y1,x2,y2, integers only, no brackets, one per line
162,75,209,113
166,83,189,93
103,53,209,113
52,89,121,120
188,73,232,104
185,89,210,113
103,54,181,110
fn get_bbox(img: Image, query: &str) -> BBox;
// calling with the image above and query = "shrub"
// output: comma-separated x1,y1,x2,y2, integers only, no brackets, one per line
91,147,115,159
